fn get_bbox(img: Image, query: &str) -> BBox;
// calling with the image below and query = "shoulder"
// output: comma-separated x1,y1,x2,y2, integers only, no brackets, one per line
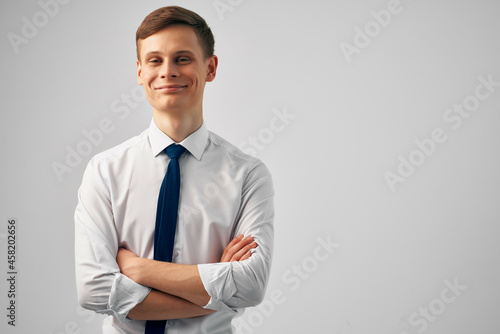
208,131,256,164
80,128,150,196
90,128,149,166
83,128,150,183
207,131,272,180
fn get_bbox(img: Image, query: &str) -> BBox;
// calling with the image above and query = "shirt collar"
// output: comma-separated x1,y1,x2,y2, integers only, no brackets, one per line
148,118,208,160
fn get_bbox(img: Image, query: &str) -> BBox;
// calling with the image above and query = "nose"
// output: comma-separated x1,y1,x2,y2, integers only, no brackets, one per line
160,60,179,79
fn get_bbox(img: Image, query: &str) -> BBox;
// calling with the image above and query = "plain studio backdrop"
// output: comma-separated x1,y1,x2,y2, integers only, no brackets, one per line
1,0,499,333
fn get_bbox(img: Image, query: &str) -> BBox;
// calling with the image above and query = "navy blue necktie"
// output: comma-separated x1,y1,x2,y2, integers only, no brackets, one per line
145,144,186,334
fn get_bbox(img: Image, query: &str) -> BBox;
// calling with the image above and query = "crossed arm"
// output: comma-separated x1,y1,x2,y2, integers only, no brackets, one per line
116,234,257,320
76,158,274,322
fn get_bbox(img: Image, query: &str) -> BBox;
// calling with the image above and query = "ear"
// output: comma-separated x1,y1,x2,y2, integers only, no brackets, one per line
136,59,144,85
205,55,218,82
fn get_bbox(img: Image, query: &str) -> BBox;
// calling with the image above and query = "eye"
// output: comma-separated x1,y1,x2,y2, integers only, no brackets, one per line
177,56,191,63
149,58,161,63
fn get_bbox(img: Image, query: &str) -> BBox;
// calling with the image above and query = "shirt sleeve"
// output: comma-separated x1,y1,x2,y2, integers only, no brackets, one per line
197,160,274,312
74,158,151,322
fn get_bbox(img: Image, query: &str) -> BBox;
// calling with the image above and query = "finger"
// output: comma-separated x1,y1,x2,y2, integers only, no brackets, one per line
228,236,253,258
231,241,257,262
222,236,254,262
239,250,252,261
220,235,244,262
226,234,244,250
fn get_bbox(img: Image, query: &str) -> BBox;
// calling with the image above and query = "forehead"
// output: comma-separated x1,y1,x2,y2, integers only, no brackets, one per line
138,25,202,56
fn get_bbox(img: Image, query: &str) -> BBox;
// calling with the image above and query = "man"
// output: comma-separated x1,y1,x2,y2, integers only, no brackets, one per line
74,6,274,334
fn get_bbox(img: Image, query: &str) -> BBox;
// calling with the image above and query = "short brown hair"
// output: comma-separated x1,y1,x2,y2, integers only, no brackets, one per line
136,6,215,61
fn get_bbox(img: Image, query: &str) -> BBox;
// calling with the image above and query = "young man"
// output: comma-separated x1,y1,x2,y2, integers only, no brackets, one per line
74,6,274,334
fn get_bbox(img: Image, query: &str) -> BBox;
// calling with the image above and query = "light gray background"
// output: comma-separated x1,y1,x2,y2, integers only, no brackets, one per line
1,0,499,333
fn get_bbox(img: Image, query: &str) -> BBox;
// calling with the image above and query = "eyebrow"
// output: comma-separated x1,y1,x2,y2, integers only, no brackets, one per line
144,50,196,58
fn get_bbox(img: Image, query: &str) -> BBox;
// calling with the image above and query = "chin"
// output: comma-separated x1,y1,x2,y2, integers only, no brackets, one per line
154,103,188,114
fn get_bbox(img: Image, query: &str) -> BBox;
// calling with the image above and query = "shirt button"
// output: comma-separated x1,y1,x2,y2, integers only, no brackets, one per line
173,251,179,257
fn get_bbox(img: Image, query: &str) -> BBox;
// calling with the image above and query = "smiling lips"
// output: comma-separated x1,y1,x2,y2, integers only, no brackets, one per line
155,84,188,92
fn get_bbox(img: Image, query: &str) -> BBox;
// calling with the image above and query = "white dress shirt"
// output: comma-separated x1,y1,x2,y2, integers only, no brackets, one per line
74,119,274,334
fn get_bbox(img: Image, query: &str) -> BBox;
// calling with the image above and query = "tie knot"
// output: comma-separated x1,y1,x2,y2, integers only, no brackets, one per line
165,144,186,159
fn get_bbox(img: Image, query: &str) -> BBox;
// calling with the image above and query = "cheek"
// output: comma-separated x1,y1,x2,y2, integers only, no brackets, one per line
145,74,156,86
191,72,205,87
141,69,156,85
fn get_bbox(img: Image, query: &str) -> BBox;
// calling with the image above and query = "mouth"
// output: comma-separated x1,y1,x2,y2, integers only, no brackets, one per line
155,84,188,92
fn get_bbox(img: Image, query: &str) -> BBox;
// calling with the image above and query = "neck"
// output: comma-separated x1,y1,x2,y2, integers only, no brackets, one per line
153,109,203,143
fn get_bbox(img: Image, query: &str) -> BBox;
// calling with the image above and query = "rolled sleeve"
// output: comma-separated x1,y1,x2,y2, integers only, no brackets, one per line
198,161,274,312
75,159,151,321
109,274,151,321
198,262,238,313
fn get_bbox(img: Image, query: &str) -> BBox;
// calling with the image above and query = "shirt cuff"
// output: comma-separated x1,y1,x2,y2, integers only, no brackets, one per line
198,262,238,313
106,273,151,322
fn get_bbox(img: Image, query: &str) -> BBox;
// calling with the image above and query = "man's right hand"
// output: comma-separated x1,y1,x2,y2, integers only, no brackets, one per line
220,234,257,262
